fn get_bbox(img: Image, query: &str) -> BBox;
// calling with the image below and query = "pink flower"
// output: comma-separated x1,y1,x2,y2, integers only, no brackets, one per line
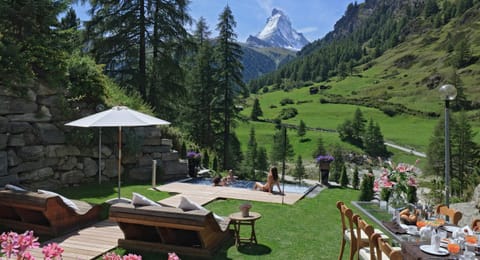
407,176,417,187
42,242,64,259
123,254,142,260
103,252,122,260
168,252,181,260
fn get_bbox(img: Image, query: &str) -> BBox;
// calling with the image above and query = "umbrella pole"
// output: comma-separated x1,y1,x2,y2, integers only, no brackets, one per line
99,127,102,184
118,126,122,200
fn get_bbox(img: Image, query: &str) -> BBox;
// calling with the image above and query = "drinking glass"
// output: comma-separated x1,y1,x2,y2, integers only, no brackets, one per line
465,235,477,245
448,240,461,259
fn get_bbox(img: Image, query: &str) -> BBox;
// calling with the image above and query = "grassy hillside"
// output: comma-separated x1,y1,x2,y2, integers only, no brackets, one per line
235,1,480,166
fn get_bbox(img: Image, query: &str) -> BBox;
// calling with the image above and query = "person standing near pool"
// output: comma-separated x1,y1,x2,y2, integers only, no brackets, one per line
253,166,282,194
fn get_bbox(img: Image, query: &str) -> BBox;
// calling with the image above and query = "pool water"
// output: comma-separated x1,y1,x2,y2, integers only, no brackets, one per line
182,178,313,194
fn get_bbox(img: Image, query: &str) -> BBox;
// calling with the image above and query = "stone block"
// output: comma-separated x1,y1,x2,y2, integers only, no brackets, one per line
57,157,77,171
104,158,121,178
0,117,7,133
37,95,60,107
83,157,98,177
0,174,19,187
19,167,54,182
0,134,7,150
159,152,179,161
55,145,80,157
138,154,153,167
128,167,152,181
35,123,65,144
142,145,170,154
60,170,85,185
10,160,45,175
7,150,21,167
8,122,33,134
37,83,58,96
8,134,25,147
18,145,44,161
161,139,173,147
0,97,37,115
0,151,7,176
7,112,51,122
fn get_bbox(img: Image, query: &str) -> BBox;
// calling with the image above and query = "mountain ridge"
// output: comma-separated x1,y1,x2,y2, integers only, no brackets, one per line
246,8,309,51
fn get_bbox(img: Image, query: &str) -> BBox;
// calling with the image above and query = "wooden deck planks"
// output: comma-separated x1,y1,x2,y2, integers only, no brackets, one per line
28,220,122,260
156,182,304,206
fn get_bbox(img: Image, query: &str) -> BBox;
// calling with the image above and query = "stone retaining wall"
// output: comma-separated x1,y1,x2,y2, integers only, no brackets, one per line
0,83,187,190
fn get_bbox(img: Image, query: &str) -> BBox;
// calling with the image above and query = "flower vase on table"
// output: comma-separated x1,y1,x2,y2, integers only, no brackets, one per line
239,202,252,217
316,155,334,187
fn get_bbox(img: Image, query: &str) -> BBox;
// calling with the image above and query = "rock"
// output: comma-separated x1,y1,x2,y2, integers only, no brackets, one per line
0,117,7,133
142,145,170,153
83,157,98,177
37,83,58,96
57,157,77,171
129,167,152,181
0,134,7,150
55,145,81,157
0,151,7,176
159,152,179,161
8,134,25,147
44,145,63,157
18,167,54,181
10,160,45,175
0,97,37,115
8,122,33,134
7,150,21,167
0,174,19,187
138,154,153,167
161,139,172,147
60,170,85,184
104,158,121,178
18,145,44,161
7,112,51,122
35,123,65,144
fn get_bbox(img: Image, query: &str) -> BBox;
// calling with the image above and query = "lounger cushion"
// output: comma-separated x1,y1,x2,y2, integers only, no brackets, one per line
132,192,161,207
178,196,224,222
5,184,26,191
37,189,80,211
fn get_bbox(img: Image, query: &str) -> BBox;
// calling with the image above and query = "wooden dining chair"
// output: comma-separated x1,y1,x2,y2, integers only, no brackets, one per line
372,233,402,260
337,201,350,260
355,216,375,260
436,204,462,225
472,218,480,231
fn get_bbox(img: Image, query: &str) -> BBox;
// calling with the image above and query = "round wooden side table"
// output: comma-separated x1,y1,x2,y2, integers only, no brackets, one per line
229,211,262,247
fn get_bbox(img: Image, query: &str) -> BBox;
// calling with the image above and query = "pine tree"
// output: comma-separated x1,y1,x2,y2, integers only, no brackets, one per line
256,147,269,173
250,98,263,121
352,166,360,190
297,120,306,138
359,174,374,201
351,108,366,147
364,119,388,158
450,111,478,198
213,5,246,169
330,146,344,183
270,126,295,163
339,164,349,187
85,0,190,119
293,156,306,184
184,18,217,148
312,136,327,159
241,127,258,179
202,150,210,169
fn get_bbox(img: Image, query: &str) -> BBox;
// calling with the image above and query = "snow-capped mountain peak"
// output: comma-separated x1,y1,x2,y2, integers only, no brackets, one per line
246,8,309,51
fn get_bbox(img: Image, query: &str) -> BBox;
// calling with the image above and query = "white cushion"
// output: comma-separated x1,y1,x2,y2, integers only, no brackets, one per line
131,192,161,207
5,184,26,191
359,247,373,260
37,189,80,211
178,196,224,222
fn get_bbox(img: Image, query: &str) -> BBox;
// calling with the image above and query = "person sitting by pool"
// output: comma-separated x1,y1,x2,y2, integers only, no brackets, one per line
253,166,282,194
222,169,237,185
212,176,225,186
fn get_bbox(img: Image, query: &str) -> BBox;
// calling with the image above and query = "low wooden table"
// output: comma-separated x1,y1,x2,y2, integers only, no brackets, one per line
229,211,262,247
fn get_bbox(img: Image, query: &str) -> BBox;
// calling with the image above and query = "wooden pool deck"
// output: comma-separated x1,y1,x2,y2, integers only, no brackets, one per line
29,220,122,260
155,182,306,206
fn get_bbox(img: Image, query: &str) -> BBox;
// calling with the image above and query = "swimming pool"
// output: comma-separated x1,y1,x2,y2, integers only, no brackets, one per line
182,178,313,194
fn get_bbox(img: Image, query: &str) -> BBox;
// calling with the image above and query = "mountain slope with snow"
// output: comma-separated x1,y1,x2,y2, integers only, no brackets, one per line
246,8,310,51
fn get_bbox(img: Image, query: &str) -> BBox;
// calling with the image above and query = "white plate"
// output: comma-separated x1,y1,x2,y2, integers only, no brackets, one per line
419,245,449,256
443,226,459,233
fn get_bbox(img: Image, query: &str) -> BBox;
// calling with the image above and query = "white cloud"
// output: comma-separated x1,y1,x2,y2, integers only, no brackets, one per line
255,0,273,16
298,26,318,34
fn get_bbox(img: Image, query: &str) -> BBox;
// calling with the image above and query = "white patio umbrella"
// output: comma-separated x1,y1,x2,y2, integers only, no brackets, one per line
65,106,170,200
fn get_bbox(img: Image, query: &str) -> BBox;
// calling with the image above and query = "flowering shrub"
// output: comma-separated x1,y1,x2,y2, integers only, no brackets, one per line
168,252,180,260
102,252,142,260
0,230,63,260
316,155,334,163
374,160,419,208
186,151,201,159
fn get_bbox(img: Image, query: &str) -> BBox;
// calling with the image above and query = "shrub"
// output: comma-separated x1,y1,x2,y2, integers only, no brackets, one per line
277,107,298,120
280,98,294,106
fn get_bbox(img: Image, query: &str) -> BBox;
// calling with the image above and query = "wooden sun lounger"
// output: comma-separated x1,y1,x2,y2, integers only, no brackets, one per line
0,189,102,237
109,203,232,258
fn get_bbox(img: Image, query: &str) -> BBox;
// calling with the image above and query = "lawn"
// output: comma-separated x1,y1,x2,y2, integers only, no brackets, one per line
53,180,383,260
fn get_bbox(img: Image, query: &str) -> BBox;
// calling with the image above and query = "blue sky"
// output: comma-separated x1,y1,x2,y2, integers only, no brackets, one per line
73,0,364,42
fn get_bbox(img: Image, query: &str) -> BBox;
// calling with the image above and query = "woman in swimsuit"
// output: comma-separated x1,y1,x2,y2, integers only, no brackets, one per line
253,166,282,193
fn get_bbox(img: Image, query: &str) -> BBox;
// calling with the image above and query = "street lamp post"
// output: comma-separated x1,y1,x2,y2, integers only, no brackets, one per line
439,84,457,207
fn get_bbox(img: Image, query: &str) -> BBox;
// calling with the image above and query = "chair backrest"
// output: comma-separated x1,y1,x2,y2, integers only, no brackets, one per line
472,219,480,231
355,216,375,259
337,201,347,233
373,233,402,260
341,203,357,243
436,204,462,225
